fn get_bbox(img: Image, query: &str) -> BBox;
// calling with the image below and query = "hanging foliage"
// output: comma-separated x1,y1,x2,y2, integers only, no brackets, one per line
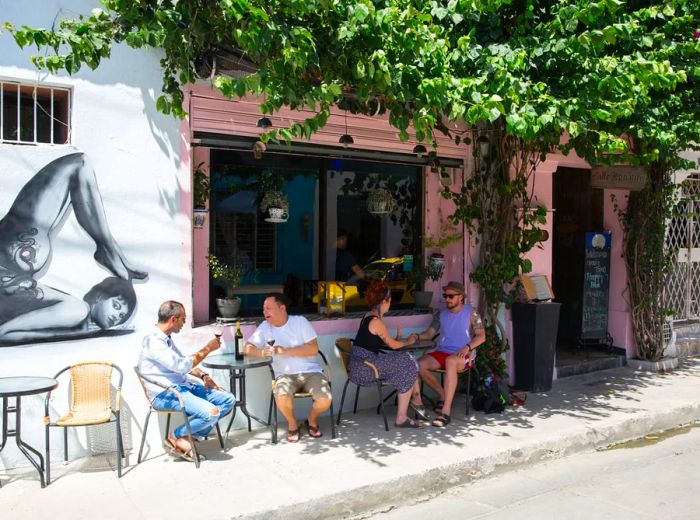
447,122,547,379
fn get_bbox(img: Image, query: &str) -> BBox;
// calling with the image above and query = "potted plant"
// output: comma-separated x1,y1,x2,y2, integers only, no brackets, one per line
193,162,210,228
407,258,444,309
366,187,396,215
207,254,244,318
260,190,289,223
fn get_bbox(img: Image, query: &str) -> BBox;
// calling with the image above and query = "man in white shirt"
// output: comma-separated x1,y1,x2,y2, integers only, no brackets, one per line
138,300,235,459
246,293,331,442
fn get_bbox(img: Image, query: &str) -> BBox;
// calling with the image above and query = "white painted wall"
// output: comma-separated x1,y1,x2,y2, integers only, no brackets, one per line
0,0,199,470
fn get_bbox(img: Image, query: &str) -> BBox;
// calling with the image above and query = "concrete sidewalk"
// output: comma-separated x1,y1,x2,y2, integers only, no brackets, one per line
2,359,700,520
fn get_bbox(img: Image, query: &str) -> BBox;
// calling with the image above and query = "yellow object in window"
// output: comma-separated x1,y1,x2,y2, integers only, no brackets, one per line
318,281,346,317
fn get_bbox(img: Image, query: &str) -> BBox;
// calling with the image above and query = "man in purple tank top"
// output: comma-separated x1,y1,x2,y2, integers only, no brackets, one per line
409,281,485,427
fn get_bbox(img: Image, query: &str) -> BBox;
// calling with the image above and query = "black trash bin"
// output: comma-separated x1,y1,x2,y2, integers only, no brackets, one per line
512,302,561,392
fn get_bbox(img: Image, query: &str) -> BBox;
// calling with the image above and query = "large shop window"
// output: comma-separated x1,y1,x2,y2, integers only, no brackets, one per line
1,82,71,144
209,150,422,316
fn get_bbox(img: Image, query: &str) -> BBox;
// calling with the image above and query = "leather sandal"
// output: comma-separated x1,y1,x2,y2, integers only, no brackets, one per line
286,428,301,442
395,418,422,428
306,420,323,438
433,400,445,414
431,413,451,427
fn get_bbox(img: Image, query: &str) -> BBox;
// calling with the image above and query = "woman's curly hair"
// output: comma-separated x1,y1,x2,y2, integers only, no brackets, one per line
365,278,391,307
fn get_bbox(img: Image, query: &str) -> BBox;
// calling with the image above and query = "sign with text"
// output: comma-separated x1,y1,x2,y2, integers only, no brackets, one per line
581,231,612,340
591,165,647,191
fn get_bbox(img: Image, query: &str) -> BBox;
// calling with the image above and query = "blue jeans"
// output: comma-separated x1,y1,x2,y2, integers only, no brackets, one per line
152,384,235,439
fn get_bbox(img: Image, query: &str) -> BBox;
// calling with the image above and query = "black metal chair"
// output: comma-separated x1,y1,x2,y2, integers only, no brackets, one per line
44,362,125,485
268,351,336,440
334,338,391,431
425,354,478,416
133,367,226,468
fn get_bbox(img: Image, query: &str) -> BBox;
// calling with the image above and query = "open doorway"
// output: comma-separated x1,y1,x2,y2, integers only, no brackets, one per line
552,168,623,376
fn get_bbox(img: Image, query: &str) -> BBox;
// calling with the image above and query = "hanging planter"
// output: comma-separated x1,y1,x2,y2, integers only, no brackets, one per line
260,191,289,223
366,188,396,215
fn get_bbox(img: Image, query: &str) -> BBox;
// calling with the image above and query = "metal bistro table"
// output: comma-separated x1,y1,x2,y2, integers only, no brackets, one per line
202,354,276,443
0,376,58,488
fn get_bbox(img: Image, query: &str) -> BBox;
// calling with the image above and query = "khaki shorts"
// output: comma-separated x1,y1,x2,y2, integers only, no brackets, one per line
273,372,332,400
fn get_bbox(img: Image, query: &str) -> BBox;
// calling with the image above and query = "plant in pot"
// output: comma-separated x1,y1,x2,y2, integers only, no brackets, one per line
260,190,289,223
193,162,210,228
207,254,244,318
407,258,444,309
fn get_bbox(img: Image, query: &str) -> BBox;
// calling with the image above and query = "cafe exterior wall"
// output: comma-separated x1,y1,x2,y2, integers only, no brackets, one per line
522,153,633,363
0,0,192,470
187,84,470,322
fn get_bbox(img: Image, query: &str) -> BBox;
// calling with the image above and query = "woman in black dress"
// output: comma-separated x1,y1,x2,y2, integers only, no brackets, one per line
350,279,425,427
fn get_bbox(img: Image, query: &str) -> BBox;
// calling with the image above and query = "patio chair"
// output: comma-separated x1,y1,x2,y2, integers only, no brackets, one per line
268,351,337,441
426,353,478,416
133,367,225,468
44,362,125,485
334,338,391,431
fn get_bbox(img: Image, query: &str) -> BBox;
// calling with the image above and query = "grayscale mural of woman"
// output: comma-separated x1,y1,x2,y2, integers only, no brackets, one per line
0,152,147,345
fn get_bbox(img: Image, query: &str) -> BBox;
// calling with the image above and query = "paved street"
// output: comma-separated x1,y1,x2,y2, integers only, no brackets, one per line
3,362,700,519
371,423,700,519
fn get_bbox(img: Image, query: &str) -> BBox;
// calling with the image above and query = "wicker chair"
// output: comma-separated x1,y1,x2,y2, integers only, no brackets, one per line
133,367,225,468
267,351,336,442
334,338,391,431
44,362,124,485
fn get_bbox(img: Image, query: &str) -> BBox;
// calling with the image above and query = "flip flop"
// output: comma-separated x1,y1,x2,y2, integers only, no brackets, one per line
409,402,430,421
305,421,323,438
395,418,423,428
431,413,451,428
286,428,301,442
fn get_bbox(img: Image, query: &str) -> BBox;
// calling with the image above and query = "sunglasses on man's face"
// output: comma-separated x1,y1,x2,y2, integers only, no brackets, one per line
442,293,460,299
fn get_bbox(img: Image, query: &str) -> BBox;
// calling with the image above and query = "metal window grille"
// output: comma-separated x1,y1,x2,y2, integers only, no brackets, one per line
0,81,71,144
214,212,276,270
665,175,700,321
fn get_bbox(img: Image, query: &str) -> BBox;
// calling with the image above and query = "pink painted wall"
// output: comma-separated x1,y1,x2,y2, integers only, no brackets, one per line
423,167,467,306
188,84,465,158
604,189,633,355
192,144,211,323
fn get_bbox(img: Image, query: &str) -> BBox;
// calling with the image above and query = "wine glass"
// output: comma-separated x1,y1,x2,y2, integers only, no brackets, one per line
265,336,276,355
213,323,224,339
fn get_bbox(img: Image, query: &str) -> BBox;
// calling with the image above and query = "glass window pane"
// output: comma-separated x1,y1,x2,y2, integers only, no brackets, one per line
35,87,52,143
19,85,35,142
2,83,18,141
209,150,421,317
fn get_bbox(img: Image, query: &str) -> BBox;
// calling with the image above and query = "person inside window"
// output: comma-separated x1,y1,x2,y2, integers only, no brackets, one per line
335,229,364,282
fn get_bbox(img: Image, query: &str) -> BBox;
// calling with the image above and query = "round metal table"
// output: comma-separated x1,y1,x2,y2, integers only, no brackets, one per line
202,355,276,443
0,376,58,488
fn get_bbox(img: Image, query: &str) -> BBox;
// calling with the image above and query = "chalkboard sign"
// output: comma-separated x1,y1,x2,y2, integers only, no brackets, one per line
581,231,611,339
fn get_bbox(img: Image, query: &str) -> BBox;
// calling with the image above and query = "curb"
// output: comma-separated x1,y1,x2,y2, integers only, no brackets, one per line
237,401,700,520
